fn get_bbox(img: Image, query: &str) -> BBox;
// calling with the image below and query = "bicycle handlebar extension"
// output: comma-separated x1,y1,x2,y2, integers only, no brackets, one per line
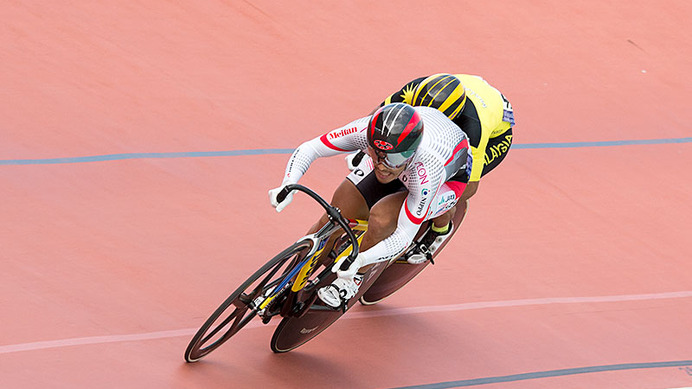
351,150,366,167
278,184,359,271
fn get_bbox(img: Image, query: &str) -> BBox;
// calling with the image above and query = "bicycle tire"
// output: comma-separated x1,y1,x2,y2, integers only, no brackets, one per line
269,261,389,353
359,261,430,305
184,240,312,362
360,208,466,305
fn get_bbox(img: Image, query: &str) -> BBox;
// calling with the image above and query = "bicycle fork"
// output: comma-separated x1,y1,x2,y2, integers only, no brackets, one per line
252,235,328,322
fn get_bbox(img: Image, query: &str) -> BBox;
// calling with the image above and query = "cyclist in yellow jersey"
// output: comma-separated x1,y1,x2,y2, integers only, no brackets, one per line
383,73,514,185
347,74,515,253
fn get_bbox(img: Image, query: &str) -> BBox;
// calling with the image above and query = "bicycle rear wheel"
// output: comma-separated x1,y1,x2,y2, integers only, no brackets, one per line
270,261,389,353
184,240,311,362
360,207,465,305
359,260,429,305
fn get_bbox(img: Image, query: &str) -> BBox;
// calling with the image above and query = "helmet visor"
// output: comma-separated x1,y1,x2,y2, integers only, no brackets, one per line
367,147,414,169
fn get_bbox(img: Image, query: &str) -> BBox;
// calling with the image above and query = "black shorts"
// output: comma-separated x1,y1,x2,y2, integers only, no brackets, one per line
346,159,470,210
347,168,406,209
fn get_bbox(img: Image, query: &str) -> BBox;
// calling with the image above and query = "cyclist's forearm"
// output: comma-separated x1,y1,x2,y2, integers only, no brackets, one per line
281,138,339,185
360,223,417,266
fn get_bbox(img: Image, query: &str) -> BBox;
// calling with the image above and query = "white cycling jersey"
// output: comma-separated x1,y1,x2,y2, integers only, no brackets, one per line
280,106,472,266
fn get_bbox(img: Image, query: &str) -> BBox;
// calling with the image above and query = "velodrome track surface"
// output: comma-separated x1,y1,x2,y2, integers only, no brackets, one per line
1,2,691,388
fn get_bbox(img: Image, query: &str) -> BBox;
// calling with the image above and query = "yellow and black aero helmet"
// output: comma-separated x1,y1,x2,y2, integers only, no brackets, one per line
411,74,466,120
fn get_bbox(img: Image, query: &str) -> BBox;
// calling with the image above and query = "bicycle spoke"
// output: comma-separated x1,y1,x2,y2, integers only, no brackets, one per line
235,294,250,307
255,254,299,290
231,311,249,333
200,310,240,345
186,221,349,361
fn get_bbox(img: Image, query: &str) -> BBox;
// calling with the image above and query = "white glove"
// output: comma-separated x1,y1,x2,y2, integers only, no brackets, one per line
345,151,365,171
268,185,294,213
332,252,367,280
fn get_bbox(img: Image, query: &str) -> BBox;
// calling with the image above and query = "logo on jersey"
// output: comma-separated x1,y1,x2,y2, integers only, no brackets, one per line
416,200,426,216
466,88,487,108
413,162,429,185
439,198,458,214
421,188,429,196
373,140,394,150
485,134,512,165
437,192,455,206
327,127,358,140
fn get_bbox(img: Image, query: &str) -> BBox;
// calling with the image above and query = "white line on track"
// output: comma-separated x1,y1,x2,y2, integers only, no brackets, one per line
2,291,691,355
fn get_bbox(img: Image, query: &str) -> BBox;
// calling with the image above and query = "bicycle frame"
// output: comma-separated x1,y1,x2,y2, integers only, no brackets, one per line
292,219,369,293
255,218,368,314
248,184,369,319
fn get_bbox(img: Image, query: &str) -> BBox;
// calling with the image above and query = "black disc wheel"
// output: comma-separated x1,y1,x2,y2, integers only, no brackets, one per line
269,261,389,353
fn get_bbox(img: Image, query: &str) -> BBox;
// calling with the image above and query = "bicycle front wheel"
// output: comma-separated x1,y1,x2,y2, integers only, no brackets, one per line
184,240,312,362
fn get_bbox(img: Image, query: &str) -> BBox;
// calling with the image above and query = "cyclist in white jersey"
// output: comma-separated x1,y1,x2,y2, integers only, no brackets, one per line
269,103,472,308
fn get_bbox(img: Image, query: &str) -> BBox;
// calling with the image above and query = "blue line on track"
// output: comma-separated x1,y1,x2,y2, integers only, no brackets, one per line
0,149,296,166
388,360,692,388
512,137,692,149
1,138,690,166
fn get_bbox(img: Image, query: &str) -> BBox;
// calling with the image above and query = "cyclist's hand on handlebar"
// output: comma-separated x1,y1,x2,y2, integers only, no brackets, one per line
268,185,294,212
332,253,366,280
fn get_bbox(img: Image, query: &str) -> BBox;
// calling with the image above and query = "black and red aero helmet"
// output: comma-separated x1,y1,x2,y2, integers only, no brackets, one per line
412,73,466,120
367,103,423,167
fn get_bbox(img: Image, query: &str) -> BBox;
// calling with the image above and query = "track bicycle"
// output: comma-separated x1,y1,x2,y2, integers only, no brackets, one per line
184,183,464,362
